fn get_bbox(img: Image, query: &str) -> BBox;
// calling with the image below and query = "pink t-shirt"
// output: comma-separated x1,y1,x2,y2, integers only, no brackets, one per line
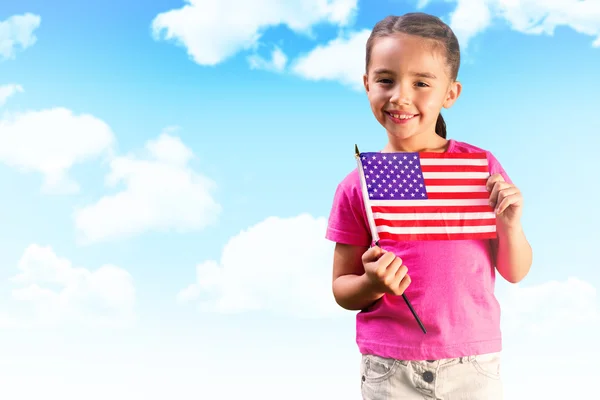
326,139,512,361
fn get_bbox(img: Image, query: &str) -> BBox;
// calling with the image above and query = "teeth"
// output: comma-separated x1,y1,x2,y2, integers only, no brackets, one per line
391,113,414,119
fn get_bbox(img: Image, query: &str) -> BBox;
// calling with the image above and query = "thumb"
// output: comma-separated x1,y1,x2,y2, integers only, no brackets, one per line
363,245,386,264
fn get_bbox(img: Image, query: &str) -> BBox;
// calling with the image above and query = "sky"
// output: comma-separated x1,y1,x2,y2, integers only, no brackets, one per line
0,0,599,399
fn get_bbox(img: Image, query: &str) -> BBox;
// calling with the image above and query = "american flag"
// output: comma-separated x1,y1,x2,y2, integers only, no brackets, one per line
357,151,497,241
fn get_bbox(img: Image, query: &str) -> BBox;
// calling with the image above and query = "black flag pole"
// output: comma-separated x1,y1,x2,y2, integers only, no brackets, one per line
354,144,427,334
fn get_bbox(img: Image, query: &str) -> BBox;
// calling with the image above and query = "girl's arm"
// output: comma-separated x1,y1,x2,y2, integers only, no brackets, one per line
487,173,533,283
332,243,384,310
493,225,532,283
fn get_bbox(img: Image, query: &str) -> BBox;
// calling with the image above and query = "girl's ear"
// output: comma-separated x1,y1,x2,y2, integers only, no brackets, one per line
443,81,462,109
363,74,370,93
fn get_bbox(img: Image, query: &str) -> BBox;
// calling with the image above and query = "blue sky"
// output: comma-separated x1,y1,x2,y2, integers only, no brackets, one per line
0,0,599,398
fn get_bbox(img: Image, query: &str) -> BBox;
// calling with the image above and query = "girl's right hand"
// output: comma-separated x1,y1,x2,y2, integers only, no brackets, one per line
362,246,411,296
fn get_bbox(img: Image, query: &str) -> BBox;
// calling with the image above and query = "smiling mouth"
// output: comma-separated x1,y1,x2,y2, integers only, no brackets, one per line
386,112,418,122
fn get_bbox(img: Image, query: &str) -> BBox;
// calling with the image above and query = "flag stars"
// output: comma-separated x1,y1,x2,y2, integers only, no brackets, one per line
360,152,428,200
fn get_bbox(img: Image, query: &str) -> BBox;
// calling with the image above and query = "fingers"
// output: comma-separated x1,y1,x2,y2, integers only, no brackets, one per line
487,174,522,214
393,263,411,295
361,245,385,264
487,174,508,209
363,248,411,295
495,189,522,215
485,173,504,192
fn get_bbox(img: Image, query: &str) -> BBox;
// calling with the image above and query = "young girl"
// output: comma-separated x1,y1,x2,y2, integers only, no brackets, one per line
326,12,532,400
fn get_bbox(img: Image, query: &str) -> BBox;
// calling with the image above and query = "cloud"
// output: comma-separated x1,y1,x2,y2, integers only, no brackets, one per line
448,0,600,49
74,131,221,244
248,46,288,72
0,107,115,194
292,29,370,91
0,13,41,61
448,0,492,49
0,83,23,106
178,213,343,317
1,244,135,328
289,0,600,90
151,0,357,66
499,276,598,335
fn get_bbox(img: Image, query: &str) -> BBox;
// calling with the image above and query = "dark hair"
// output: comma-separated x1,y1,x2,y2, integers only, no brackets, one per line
365,13,460,139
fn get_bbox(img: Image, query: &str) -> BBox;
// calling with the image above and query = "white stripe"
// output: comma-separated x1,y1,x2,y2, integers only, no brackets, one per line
419,158,488,166
422,172,490,179
376,225,496,234
426,185,488,193
373,212,495,221
370,198,489,206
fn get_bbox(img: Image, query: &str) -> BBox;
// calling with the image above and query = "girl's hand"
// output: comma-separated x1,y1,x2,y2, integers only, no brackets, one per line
361,246,411,296
486,173,523,230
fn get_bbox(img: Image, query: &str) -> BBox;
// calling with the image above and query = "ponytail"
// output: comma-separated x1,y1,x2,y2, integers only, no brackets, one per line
435,113,447,138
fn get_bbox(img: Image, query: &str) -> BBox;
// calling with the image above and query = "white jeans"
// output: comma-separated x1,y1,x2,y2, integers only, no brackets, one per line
360,352,503,400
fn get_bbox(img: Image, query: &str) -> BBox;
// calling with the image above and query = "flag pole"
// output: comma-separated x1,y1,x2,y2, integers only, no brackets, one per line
355,144,427,334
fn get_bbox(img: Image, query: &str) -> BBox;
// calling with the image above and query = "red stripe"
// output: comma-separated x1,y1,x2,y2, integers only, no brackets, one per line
424,178,488,186
419,152,487,159
426,192,489,200
378,231,497,241
420,165,489,173
372,205,493,214
375,218,496,228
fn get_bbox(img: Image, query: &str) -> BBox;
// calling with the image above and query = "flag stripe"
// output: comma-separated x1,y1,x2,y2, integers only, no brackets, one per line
377,225,496,234
420,165,489,173
373,211,495,221
419,158,489,166
424,178,488,186
419,152,487,159
371,198,489,206
421,172,489,179
426,185,488,193
378,232,497,241
372,205,493,214
374,218,496,227
426,192,490,200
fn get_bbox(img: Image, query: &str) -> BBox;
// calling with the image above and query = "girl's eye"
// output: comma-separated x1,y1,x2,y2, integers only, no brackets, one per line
378,79,393,84
415,82,429,87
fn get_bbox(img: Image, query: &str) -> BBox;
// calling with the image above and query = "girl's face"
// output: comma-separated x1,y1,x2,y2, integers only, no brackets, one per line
363,33,461,150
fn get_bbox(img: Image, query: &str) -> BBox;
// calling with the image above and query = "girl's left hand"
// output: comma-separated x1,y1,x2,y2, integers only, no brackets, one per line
486,173,523,229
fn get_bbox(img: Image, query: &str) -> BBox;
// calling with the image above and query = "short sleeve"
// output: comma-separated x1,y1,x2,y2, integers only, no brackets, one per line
486,151,512,184
325,171,371,247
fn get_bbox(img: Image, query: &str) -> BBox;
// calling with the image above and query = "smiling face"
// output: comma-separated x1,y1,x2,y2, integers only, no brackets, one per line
363,33,462,151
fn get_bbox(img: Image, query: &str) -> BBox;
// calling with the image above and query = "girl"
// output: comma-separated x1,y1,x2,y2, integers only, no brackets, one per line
326,12,532,400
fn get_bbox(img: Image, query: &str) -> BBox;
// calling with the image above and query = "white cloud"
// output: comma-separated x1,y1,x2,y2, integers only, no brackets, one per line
0,13,41,61
178,213,343,317
448,0,600,49
499,276,598,335
292,29,370,91
0,83,23,106
289,0,600,90
247,46,288,72
0,107,115,194
74,132,220,244
1,244,135,328
151,0,357,66
448,0,492,49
